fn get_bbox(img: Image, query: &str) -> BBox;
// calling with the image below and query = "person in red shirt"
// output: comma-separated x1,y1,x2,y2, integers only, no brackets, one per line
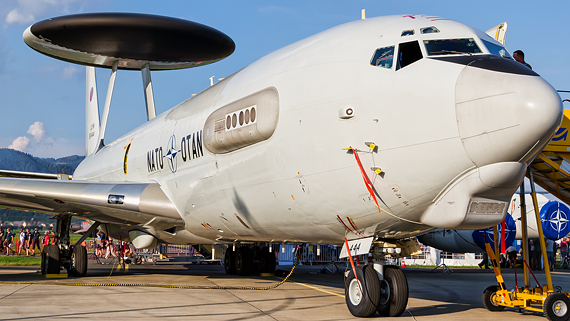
42,230,50,249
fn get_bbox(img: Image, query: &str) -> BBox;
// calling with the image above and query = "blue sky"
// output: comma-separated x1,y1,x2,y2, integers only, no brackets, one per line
0,0,568,158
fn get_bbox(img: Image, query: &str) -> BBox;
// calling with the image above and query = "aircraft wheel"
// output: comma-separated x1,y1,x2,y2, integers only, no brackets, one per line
224,247,236,274
44,245,60,275
260,247,276,273
482,285,505,311
40,247,47,275
345,264,381,317
377,265,408,317
235,246,252,276
71,245,87,277
544,292,570,321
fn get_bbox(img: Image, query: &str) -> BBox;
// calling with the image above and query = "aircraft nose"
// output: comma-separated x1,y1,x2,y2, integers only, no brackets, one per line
455,58,563,167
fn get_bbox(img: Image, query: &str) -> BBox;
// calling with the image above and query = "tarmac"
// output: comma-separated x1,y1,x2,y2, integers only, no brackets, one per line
1,258,570,320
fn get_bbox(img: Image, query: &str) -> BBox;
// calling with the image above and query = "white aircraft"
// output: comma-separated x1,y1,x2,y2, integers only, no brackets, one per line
0,13,563,317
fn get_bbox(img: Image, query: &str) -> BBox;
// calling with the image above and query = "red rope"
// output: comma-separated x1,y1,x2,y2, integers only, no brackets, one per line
351,148,381,214
523,259,542,288
345,237,365,302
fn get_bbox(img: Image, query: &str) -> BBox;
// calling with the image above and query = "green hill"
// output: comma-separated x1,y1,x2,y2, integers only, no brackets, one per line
0,149,85,225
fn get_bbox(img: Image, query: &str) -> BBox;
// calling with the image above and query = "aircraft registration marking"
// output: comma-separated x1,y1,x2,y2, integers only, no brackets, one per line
339,236,373,259
147,130,203,173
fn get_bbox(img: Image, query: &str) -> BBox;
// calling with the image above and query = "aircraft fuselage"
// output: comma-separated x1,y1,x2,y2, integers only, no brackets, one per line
73,15,562,245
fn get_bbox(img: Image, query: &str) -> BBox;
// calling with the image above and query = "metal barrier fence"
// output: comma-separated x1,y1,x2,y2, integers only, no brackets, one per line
83,239,367,266
160,243,350,265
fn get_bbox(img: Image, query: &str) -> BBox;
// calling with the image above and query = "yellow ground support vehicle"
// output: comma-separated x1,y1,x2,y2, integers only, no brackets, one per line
483,109,570,320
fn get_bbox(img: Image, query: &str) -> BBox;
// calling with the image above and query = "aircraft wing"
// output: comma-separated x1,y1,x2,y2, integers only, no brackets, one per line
0,177,183,229
0,169,68,180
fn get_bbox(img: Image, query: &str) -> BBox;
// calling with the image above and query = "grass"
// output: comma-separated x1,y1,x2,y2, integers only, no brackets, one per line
0,255,41,266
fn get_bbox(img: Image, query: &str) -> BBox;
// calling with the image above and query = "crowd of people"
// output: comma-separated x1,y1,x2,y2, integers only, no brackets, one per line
0,228,135,260
0,227,58,256
92,231,134,259
483,237,570,270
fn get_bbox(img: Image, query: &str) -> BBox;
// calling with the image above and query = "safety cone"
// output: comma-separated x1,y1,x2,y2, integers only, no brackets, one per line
401,257,406,267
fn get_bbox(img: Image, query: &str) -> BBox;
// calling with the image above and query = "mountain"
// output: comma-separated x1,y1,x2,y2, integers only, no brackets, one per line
0,149,85,225
0,148,83,175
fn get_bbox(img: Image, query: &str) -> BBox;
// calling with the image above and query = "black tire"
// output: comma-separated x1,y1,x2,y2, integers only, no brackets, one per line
544,293,570,321
40,247,47,275
345,264,381,317
44,245,60,275
378,265,408,317
224,247,236,274
71,245,87,277
260,247,276,273
482,285,505,311
235,246,252,276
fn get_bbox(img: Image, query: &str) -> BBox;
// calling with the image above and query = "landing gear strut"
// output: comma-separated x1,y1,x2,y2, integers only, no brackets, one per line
39,214,98,276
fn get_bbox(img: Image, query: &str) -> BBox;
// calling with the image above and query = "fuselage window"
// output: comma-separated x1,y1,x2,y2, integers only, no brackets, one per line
420,26,440,34
397,41,423,70
370,46,395,69
401,30,414,36
424,38,482,56
481,39,511,58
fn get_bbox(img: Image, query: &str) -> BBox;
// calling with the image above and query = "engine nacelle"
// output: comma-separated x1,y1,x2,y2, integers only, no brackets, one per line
129,230,158,249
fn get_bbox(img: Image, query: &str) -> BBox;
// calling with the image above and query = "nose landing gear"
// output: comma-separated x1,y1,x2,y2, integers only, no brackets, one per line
344,238,418,317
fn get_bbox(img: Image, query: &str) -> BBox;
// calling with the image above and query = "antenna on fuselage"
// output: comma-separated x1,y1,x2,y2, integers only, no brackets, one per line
361,9,366,19
22,12,235,153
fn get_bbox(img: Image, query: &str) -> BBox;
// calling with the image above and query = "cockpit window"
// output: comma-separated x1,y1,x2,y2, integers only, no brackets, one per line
401,30,414,36
420,26,439,34
371,46,395,69
481,39,511,58
424,38,482,56
397,41,423,70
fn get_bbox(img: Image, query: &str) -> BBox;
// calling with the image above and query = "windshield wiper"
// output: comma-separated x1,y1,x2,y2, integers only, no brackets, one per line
430,50,473,56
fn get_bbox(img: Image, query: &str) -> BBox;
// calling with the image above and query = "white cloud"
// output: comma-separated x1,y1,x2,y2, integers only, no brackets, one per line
36,65,56,74
27,121,46,142
9,136,30,152
4,0,83,25
61,65,79,79
27,136,84,158
6,121,83,157
5,8,34,24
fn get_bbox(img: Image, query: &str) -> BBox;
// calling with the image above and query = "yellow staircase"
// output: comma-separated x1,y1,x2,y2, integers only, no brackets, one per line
530,109,570,203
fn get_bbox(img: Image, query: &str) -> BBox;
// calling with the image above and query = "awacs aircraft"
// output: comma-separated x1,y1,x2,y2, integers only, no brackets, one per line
0,13,563,317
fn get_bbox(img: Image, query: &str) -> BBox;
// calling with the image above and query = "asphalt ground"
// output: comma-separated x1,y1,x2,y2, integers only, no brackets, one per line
1,259,570,320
